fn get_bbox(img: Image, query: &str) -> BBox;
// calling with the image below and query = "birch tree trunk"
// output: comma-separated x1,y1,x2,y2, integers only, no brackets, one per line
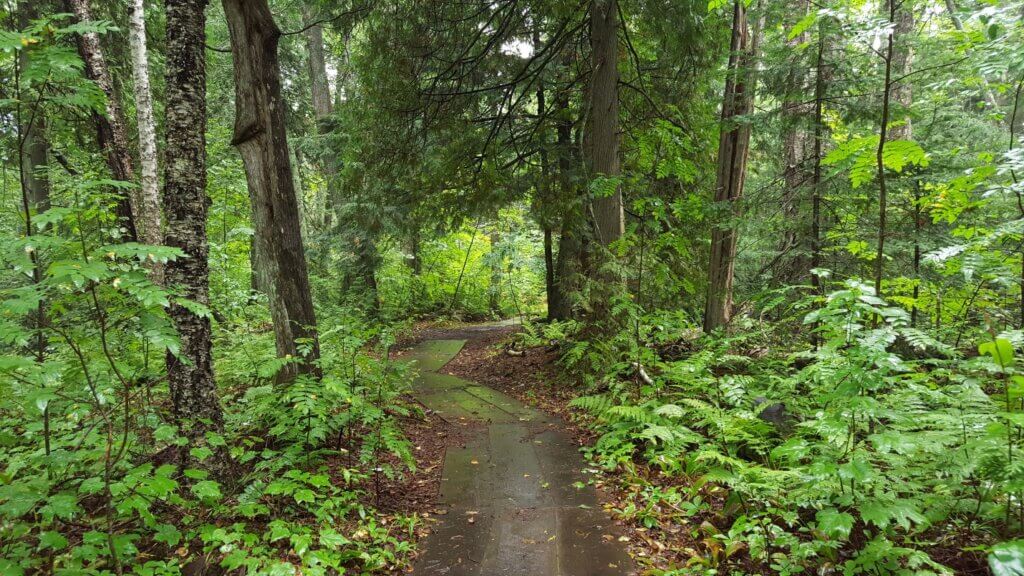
66,0,140,241
129,0,163,281
163,0,229,474
223,0,321,380
20,108,51,220
704,0,757,332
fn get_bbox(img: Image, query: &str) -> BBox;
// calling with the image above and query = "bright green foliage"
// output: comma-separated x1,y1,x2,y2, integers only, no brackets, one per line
4,0,1024,573
553,275,1024,573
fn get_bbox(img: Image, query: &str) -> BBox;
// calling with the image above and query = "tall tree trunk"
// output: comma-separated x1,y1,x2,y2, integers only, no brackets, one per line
304,6,333,121
408,227,424,306
303,4,338,229
777,0,812,284
19,104,51,221
587,0,623,251
811,19,828,295
543,227,556,317
887,0,913,142
66,0,140,241
409,228,422,275
129,0,163,281
533,22,561,322
917,181,925,325
488,230,502,314
356,237,380,315
586,0,623,327
17,16,53,459
550,74,579,322
163,0,229,474
1011,77,1024,329
704,0,756,332
223,0,321,380
874,1,897,299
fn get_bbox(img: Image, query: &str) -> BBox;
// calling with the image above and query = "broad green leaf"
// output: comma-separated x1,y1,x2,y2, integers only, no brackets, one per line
816,508,854,540
990,540,1024,576
190,480,222,502
980,339,1015,368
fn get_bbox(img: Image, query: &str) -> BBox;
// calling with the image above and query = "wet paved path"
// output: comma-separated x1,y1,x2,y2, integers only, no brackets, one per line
404,336,634,576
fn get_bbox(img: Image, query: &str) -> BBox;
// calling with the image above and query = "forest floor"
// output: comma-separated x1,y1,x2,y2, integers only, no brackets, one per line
424,326,991,576
390,321,634,575
389,322,772,574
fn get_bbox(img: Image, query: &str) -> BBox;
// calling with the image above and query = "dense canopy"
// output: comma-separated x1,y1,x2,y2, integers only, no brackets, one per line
2,0,1024,574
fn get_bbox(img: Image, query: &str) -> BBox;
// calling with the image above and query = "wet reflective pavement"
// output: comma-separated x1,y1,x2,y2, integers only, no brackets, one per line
405,338,635,576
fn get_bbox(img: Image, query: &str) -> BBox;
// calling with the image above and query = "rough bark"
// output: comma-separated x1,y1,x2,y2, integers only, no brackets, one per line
777,0,813,284
585,0,623,327
162,0,228,473
549,76,580,322
552,226,582,321
587,0,624,249
66,0,140,241
223,0,321,380
704,0,756,332
129,0,163,280
304,6,333,121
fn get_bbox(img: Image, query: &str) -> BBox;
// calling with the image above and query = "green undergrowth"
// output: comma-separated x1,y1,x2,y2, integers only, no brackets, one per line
519,281,1024,575
0,250,423,576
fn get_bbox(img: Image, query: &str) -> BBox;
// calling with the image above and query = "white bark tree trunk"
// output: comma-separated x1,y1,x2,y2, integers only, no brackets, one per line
129,0,163,281
66,0,141,241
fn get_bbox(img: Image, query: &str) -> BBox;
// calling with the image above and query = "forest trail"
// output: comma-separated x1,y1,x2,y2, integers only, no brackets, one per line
404,327,634,576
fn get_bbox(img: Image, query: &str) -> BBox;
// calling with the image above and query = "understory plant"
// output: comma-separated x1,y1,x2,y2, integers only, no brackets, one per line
562,280,1024,574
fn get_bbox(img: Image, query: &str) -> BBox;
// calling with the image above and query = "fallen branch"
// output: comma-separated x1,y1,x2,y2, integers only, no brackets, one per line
632,362,654,386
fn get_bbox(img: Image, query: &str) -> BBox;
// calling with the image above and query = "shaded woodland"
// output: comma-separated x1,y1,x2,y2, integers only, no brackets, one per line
2,0,1024,573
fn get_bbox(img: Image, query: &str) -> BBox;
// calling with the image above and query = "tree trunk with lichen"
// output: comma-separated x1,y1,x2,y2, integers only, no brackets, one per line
163,0,229,475
223,0,321,380
129,0,163,281
66,0,140,241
